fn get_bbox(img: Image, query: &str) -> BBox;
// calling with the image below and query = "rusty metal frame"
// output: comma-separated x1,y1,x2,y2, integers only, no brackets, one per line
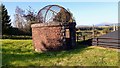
37,5,69,23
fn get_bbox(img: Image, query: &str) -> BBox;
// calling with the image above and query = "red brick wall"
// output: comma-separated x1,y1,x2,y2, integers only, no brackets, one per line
31,23,65,52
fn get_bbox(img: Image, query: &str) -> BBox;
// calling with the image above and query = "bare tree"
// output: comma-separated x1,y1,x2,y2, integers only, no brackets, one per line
14,6,37,35
23,6,37,34
14,6,26,28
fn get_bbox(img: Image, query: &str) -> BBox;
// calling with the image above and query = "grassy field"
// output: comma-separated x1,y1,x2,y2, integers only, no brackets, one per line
2,39,119,67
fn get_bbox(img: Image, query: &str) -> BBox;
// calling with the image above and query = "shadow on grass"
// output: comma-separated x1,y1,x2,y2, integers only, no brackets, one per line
2,39,93,67
76,38,92,46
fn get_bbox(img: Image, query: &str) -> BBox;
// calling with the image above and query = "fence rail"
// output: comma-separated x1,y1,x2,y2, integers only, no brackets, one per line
92,37,120,49
76,32,93,42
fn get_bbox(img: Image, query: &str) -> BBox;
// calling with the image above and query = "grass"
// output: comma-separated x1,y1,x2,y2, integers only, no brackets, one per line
2,39,119,67
2,35,32,39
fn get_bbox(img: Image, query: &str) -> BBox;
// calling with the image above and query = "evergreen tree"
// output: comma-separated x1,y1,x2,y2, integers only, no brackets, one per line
1,4,11,35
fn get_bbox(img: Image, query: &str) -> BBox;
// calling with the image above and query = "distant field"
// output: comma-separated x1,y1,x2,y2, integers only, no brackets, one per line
2,39,119,67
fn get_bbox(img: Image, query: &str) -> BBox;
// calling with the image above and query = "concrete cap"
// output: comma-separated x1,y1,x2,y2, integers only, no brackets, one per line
31,22,63,28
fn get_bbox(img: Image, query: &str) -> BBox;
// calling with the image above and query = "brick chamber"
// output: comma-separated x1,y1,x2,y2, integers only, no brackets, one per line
31,22,67,52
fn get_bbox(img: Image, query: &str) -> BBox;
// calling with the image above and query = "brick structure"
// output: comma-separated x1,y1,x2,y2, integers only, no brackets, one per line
31,22,66,52
31,22,76,52
31,5,76,52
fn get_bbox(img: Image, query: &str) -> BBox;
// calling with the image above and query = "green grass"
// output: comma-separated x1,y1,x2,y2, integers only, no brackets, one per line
2,35,32,39
2,39,119,67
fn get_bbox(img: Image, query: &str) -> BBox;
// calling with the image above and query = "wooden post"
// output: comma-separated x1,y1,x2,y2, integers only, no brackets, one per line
113,24,116,31
69,22,76,47
76,32,78,42
96,38,98,46
83,36,85,41
92,25,95,38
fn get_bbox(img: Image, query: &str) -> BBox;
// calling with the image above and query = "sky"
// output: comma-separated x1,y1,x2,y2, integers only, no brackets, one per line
3,2,118,26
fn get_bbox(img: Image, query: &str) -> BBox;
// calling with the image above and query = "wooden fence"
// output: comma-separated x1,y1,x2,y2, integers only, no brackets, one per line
76,31,93,42
92,37,120,49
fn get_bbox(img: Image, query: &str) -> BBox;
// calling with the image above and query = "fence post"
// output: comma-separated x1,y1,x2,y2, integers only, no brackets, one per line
76,32,78,42
96,38,98,46
92,24,95,38
83,36,85,41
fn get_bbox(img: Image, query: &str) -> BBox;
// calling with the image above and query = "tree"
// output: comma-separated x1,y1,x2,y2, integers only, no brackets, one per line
67,9,76,22
53,8,75,23
1,4,11,35
14,6,25,28
24,6,37,22
0,5,2,36
14,6,37,35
